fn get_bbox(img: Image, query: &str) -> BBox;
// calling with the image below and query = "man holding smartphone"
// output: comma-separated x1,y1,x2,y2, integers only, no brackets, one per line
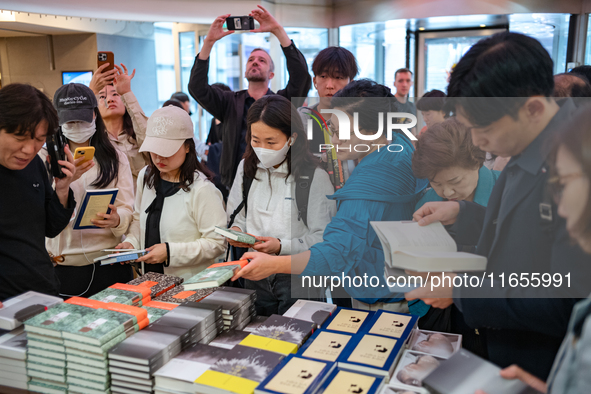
189,5,311,188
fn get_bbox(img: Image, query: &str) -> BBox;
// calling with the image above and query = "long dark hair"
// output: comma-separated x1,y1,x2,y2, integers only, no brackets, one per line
90,108,120,188
0,83,58,138
243,95,317,181
122,110,137,143
144,138,214,192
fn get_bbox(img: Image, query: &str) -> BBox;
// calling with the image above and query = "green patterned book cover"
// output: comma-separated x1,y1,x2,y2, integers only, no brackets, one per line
89,288,141,305
64,327,134,354
183,265,239,290
60,309,134,345
24,303,91,338
142,306,170,323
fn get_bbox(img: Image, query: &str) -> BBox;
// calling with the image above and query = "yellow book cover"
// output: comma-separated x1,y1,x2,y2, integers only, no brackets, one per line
195,370,258,394
326,309,369,334
368,313,412,338
302,331,352,362
323,370,377,394
264,357,327,394
347,334,398,368
240,334,298,355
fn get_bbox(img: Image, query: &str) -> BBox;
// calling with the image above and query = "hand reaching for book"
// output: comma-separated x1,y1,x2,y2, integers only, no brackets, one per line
226,227,261,249
231,251,282,281
136,243,167,265
475,365,547,394
405,275,455,309
413,201,460,226
253,236,281,255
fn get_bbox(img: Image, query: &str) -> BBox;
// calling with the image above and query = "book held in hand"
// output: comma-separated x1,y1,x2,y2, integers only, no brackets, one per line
215,226,257,245
183,260,248,290
370,221,487,272
72,188,118,230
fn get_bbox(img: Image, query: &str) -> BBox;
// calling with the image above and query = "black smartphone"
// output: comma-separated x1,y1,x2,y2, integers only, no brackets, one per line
226,16,255,31
46,128,67,179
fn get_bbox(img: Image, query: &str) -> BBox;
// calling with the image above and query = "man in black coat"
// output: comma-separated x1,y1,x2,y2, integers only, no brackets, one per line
406,32,591,380
188,5,311,188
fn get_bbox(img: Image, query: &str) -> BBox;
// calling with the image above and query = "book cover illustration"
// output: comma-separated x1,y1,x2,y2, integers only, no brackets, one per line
381,383,429,393
0,291,63,330
254,315,315,345
368,311,416,340
244,316,268,333
214,227,257,245
346,334,398,368
282,300,336,329
209,345,284,382
408,329,461,359
154,343,229,382
89,288,142,305
210,330,250,349
127,271,184,298
61,309,134,345
73,188,118,230
325,308,372,334
24,303,90,335
391,350,445,388
300,330,352,362
0,327,27,359
153,285,217,303
183,265,241,290
322,369,379,394
262,355,329,394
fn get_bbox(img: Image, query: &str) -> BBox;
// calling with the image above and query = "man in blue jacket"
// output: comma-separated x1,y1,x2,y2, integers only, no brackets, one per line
407,32,591,379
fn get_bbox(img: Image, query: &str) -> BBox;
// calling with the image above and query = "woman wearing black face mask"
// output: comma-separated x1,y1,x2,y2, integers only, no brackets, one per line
224,95,336,316
40,83,135,298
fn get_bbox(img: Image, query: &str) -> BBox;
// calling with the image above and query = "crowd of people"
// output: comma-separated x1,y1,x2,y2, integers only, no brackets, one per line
1,5,591,393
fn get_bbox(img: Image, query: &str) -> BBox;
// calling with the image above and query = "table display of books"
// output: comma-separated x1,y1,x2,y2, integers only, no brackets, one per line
0,273,488,394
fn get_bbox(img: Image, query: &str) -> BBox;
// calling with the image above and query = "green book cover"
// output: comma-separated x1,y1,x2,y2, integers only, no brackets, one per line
26,338,65,352
141,306,170,323
60,309,134,345
183,265,239,290
214,226,257,244
24,303,91,337
64,326,135,354
27,361,65,376
28,379,68,393
89,288,141,305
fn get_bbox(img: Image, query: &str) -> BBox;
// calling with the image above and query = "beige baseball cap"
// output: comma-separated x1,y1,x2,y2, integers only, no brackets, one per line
140,105,194,157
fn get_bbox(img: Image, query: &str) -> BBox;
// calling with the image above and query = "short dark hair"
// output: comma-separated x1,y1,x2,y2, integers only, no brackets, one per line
162,99,185,110
312,47,359,81
249,48,274,72
0,83,58,138
412,117,485,180
446,32,554,127
553,73,591,98
570,65,591,84
416,90,446,112
394,68,413,79
171,92,190,103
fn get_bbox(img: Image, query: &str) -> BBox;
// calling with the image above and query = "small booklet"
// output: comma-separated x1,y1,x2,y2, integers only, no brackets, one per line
214,226,257,245
73,188,118,230
370,221,487,272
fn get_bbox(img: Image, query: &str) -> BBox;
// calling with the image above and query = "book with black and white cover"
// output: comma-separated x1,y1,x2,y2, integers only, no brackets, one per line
380,382,430,394
218,285,257,303
194,344,285,394
391,350,445,388
151,302,221,346
199,287,253,315
244,316,268,333
110,379,152,393
315,367,385,394
210,329,250,349
0,291,63,330
253,314,315,347
297,329,354,363
255,354,335,394
234,312,256,331
109,366,151,380
154,343,229,393
127,271,184,298
407,329,461,359
224,302,255,323
337,333,406,379
153,285,218,303
423,348,544,394
366,310,418,342
323,307,375,335
370,221,487,272
0,326,27,359
282,299,337,329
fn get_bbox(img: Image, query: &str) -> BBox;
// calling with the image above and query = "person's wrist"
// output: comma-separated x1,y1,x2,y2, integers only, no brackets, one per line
276,238,282,255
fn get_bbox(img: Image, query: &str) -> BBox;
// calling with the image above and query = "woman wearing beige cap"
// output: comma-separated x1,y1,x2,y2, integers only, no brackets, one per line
117,105,226,279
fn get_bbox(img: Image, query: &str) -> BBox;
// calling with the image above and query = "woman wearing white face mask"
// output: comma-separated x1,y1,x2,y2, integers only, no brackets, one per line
225,95,336,316
40,83,135,297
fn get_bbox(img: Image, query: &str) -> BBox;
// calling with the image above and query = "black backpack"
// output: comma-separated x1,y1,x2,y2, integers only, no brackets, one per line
228,165,317,228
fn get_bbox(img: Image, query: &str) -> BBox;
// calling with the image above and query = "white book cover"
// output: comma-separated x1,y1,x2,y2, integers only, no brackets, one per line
154,343,228,382
0,291,62,330
370,221,487,272
0,326,27,360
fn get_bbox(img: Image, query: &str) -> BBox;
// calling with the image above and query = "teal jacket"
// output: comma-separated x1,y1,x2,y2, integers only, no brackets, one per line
302,134,429,306
411,165,500,317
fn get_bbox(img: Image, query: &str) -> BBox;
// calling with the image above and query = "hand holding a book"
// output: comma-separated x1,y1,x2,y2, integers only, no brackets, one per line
91,204,120,228
475,365,547,394
253,236,281,254
231,251,285,281
413,201,460,226
136,243,167,265
226,227,261,249
405,273,455,309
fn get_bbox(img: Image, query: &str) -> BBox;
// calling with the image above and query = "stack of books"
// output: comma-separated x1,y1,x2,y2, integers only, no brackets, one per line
209,329,250,350
199,287,256,331
153,285,218,303
0,327,28,390
153,343,229,394
141,300,179,324
240,314,316,356
183,260,249,290
108,301,223,393
89,283,152,307
127,272,185,298
282,299,337,329
0,291,63,331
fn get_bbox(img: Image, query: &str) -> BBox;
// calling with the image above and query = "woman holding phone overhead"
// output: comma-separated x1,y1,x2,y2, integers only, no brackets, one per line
41,83,135,298
90,62,149,186
116,105,226,279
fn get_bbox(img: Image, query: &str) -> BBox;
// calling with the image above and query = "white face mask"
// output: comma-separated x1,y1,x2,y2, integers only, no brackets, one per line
61,119,96,144
253,138,292,169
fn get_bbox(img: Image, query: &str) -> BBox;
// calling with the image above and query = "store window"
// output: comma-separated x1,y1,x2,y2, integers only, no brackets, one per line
154,23,175,108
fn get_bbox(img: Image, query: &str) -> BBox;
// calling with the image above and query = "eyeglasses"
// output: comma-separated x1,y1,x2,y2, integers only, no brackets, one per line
548,173,583,202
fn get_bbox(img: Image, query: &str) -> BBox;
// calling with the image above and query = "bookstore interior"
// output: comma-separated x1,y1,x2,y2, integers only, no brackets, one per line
2,0,591,394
